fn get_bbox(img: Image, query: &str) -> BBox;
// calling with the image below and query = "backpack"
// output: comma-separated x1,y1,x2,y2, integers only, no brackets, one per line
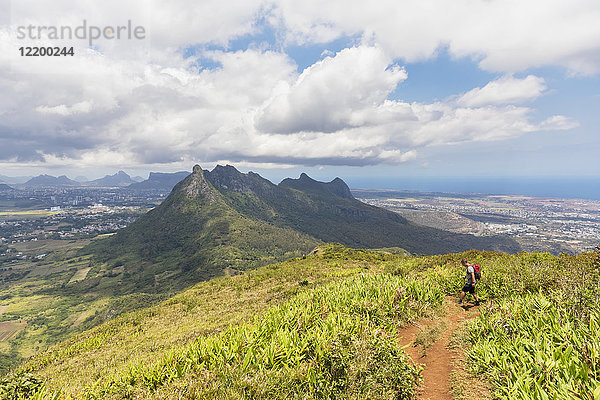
472,264,481,280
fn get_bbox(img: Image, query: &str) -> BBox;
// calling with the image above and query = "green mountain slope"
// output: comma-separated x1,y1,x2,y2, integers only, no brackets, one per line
85,166,319,292
199,164,520,254
84,164,520,294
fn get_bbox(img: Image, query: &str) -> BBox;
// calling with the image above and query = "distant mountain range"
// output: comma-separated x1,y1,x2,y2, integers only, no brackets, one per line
0,183,13,190
85,164,520,292
128,171,190,190
85,171,136,187
0,175,32,184
23,174,78,187
12,171,188,190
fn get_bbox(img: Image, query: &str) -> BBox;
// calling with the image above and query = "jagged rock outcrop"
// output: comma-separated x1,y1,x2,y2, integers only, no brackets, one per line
183,165,219,201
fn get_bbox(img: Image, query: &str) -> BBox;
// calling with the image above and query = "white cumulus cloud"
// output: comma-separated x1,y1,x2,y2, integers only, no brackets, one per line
457,75,547,107
273,0,600,75
0,0,588,171
256,46,409,134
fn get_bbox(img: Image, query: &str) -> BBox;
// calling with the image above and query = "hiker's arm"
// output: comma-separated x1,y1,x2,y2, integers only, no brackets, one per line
471,271,476,285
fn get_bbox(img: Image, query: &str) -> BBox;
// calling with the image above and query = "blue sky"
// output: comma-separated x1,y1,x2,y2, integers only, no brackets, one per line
0,0,599,186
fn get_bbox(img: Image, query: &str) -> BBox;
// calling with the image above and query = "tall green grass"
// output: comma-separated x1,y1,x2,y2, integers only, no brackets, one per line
469,293,600,399
386,249,600,399
7,272,443,399
465,251,600,399
397,250,586,301
90,274,443,399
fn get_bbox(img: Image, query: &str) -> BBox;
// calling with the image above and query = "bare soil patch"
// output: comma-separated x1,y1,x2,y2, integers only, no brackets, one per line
398,297,490,400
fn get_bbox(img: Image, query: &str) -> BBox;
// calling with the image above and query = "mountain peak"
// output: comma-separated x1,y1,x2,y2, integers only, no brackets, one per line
205,165,276,197
85,163,520,299
184,166,217,201
25,174,77,187
279,173,354,199
129,171,190,190
326,177,353,199
86,170,134,187
213,164,239,172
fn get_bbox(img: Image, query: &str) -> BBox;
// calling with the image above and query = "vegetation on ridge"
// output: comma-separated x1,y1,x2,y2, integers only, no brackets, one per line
1,245,598,399
467,251,600,399
8,244,441,398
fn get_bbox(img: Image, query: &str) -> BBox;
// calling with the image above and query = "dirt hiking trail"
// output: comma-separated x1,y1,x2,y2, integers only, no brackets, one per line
398,297,491,400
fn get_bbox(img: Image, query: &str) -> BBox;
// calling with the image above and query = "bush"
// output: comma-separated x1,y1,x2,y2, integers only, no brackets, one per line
0,372,44,399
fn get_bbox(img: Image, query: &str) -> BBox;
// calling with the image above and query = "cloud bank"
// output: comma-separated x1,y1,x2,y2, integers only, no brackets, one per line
0,0,594,170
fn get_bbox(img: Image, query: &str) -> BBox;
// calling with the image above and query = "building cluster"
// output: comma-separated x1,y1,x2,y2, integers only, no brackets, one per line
359,194,600,252
2,206,142,245
0,187,171,249
2,187,167,208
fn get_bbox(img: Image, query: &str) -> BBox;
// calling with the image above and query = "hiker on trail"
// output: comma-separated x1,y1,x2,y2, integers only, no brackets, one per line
459,259,480,305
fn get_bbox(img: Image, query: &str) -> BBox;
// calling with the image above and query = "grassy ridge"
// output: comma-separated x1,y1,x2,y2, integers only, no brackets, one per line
0,244,447,399
412,249,600,399
16,245,424,397
366,248,600,399
3,246,600,398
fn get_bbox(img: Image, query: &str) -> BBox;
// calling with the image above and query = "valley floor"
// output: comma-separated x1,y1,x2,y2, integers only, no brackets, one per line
355,189,600,254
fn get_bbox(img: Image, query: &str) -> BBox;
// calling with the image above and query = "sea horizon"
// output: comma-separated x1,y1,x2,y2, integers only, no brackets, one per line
349,176,600,201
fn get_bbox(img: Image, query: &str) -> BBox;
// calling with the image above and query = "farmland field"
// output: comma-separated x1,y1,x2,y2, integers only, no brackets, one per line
0,320,27,342
0,210,59,220
0,235,161,375
68,267,91,283
11,239,91,255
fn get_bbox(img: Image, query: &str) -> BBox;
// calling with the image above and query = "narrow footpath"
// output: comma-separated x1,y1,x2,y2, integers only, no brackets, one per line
398,297,489,400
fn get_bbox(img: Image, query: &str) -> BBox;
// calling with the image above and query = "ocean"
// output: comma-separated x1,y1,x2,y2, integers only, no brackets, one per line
348,177,600,201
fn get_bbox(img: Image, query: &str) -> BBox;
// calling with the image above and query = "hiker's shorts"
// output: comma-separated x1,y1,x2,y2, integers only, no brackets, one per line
462,284,475,294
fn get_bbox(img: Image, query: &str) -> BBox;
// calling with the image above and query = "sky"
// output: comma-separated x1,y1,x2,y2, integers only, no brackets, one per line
0,0,599,186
